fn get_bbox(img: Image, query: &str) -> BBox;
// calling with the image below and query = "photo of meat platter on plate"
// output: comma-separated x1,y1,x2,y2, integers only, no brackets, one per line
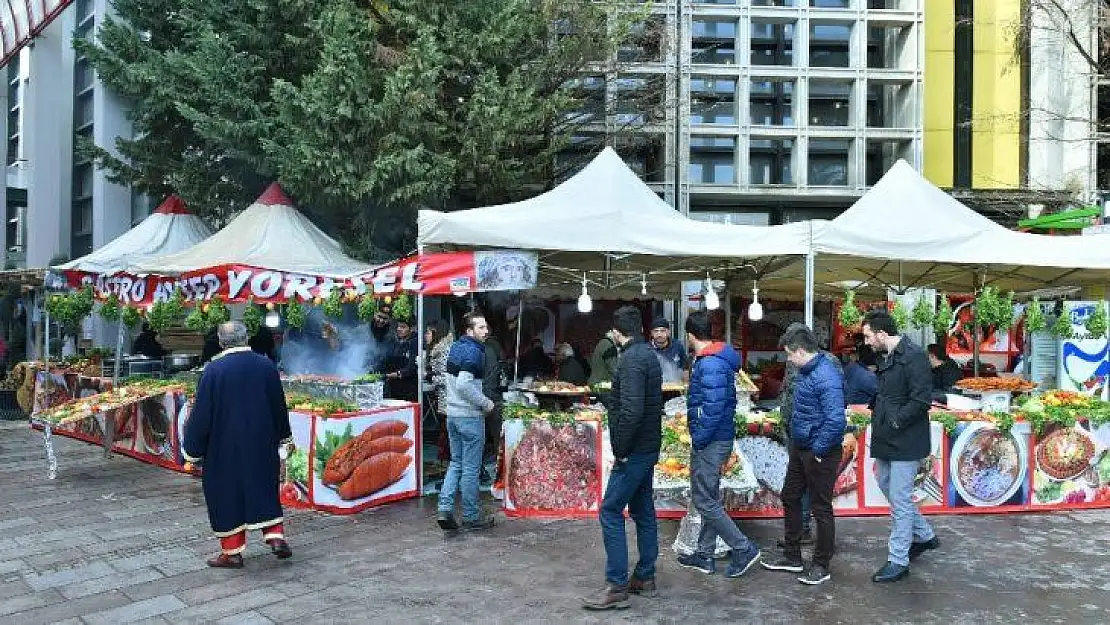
504,418,601,513
948,421,1029,508
1031,424,1110,506
311,415,416,508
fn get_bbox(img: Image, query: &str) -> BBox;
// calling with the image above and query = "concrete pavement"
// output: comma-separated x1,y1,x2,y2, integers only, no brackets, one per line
2,420,1108,624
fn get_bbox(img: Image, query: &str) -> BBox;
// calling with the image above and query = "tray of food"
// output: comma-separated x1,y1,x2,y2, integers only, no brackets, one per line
527,380,591,395
955,377,1036,393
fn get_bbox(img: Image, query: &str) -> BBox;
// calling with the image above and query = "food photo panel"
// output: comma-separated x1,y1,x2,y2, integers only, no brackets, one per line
311,411,417,510
505,418,600,514
1031,422,1110,507
946,421,1031,508
863,422,946,509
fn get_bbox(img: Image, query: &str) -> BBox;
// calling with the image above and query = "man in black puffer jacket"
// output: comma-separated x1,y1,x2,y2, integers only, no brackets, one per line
582,306,662,611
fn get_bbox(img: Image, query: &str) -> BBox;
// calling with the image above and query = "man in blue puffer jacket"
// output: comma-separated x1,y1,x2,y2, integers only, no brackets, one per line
675,311,761,578
762,323,845,586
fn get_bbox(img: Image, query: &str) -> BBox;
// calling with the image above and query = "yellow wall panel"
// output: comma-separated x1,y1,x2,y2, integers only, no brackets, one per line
971,0,1022,188
923,2,956,188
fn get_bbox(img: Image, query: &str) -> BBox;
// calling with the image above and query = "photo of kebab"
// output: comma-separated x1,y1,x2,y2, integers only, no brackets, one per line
319,419,413,500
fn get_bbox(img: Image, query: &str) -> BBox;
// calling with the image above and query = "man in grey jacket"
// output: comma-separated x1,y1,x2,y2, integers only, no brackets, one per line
437,312,497,532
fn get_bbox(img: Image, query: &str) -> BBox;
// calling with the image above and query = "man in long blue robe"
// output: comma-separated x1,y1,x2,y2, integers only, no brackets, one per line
184,321,293,568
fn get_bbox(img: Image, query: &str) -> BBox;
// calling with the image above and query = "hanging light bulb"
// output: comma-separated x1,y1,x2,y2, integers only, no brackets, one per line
264,311,281,328
704,273,720,310
641,273,648,296
577,273,593,313
748,280,763,321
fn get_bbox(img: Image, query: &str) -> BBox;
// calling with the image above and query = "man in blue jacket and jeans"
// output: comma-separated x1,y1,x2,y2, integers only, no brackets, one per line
676,311,761,578
762,323,845,586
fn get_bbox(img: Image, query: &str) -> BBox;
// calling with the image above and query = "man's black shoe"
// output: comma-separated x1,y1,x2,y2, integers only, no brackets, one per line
872,561,909,583
461,517,496,531
797,563,831,585
909,536,939,561
760,554,804,573
436,512,459,531
776,529,815,549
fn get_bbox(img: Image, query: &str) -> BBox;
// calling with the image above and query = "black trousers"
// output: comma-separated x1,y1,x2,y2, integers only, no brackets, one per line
781,445,841,568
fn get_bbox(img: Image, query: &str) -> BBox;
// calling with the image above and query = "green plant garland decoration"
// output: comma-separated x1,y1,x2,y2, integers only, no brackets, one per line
286,298,306,330
911,294,934,330
242,299,264,336
393,292,413,321
1084,302,1107,339
1024,297,1046,334
184,307,208,332
934,293,954,337
890,299,910,333
974,287,1015,331
206,296,230,327
120,306,142,328
357,295,379,322
98,293,122,322
839,290,862,328
322,288,345,319
146,290,186,333
1051,306,1073,340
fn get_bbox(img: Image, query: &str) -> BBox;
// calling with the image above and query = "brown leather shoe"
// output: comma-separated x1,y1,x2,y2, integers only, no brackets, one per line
580,584,630,610
268,539,292,559
206,553,244,569
629,575,658,598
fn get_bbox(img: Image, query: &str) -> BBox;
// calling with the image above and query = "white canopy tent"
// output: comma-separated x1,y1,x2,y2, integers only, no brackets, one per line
419,147,818,303
132,183,374,278
57,196,213,276
811,160,1110,296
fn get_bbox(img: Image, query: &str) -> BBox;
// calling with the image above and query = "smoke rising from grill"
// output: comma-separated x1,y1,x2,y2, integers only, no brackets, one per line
280,306,387,379
656,351,684,384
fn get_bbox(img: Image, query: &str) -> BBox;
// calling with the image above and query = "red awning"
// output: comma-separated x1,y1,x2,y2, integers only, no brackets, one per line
1,1,74,68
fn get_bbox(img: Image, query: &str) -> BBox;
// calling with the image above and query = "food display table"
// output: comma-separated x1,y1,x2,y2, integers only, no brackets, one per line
500,401,1110,519
279,400,421,515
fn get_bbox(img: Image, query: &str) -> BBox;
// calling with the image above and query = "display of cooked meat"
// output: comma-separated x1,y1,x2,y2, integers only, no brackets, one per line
955,377,1036,392
323,420,410,485
1036,428,1095,480
509,422,599,510
532,380,588,393
337,451,412,500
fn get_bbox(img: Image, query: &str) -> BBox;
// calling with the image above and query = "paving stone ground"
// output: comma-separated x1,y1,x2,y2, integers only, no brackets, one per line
3,420,1109,624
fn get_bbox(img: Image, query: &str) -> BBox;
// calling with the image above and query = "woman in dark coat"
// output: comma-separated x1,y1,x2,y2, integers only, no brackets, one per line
184,321,293,568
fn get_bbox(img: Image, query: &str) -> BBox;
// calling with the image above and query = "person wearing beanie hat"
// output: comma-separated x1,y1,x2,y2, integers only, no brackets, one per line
650,317,688,373
384,315,418,401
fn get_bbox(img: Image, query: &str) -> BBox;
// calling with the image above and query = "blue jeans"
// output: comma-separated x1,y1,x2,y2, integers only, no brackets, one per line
600,452,659,586
438,416,486,522
875,459,935,566
691,440,754,556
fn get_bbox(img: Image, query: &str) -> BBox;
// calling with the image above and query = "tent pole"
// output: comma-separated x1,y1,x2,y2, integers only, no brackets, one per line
415,249,425,494
804,220,816,330
724,288,732,345
973,272,983,377
112,319,124,386
513,293,524,385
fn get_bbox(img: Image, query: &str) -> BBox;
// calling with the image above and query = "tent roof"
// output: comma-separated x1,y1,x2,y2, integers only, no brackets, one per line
419,147,814,259
419,147,816,295
131,183,374,278
812,160,1110,293
56,195,213,275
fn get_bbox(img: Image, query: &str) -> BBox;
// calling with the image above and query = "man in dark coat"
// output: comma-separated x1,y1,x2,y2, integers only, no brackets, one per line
582,306,662,610
482,334,504,485
184,321,292,568
676,310,761,578
384,317,419,401
132,324,167,359
762,323,845,586
863,310,939,583
650,316,688,374
926,343,962,403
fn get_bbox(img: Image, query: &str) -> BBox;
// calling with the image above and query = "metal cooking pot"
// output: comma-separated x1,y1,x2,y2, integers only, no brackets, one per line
164,354,198,370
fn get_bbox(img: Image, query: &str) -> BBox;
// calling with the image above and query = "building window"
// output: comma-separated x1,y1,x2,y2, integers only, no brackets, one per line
809,80,852,127
616,135,666,183
614,75,664,125
750,138,794,185
752,0,798,5
868,25,913,70
74,58,95,94
618,17,665,63
866,139,913,185
750,78,795,127
750,21,795,67
689,136,737,184
866,81,913,128
692,19,737,65
810,23,851,68
808,139,851,186
131,189,154,226
75,92,95,129
689,211,770,226
812,0,851,7
7,54,20,168
564,75,605,123
554,135,601,183
690,78,737,125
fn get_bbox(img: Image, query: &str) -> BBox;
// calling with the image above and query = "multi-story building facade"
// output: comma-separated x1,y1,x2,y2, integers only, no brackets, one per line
2,0,143,272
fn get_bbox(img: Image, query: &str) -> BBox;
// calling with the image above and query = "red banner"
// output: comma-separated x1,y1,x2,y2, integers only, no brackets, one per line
60,250,537,306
